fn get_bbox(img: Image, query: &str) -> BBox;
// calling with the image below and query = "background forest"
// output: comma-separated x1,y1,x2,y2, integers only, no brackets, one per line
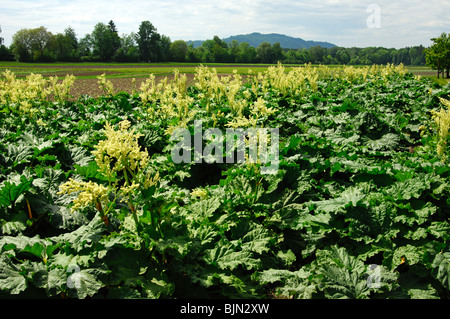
0,21,428,66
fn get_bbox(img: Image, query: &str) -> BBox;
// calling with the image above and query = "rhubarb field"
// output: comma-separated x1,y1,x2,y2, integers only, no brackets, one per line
0,63,450,299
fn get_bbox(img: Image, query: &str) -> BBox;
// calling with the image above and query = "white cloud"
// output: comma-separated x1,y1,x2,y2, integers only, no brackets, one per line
0,0,448,48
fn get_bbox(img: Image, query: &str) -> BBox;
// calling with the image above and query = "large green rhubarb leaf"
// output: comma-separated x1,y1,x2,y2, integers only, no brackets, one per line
432,252,450,290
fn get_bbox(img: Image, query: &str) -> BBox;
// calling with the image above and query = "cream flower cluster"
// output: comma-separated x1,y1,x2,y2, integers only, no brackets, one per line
49,74,76,102
0,70,76,114
58,179,109,212
259,63,407,96
59,120,159,220
190,187,208,199
138,74,160,106
97,73,114,96
92,120,149,176
0,70,49,113
139,70,196,135
431,97,450,161
134,64,409,140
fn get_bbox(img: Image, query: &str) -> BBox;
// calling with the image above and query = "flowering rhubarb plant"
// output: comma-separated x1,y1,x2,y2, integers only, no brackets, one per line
58,120,160,233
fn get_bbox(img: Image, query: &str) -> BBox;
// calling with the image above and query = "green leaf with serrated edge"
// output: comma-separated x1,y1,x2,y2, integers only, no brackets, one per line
33,268,66,297
432,252,450,290
189,196,221,220
0,255,27,294
66,268,106,299
361,133,400,151
188,223,220,246
32,167,64,200
397,271,440,299
0,235,49,253
204,242,261,270
141,271,175,299
5,144,33,166
68,146,94,167
384,174,432,201
309,185,365,214
239,224,275,254
277,250,296,267
316,246,398,299
392,245,423,267
345,202,398,243
1,216,27,235
155,236,192,257
407,287,440,299
427,221,450,239
49,217,106,252
257,268,316,298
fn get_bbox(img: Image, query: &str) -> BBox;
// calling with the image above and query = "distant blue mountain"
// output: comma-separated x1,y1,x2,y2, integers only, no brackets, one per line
187,32,336,49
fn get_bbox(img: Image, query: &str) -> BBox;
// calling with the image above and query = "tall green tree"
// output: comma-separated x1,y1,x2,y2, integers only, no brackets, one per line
11,27,53,62
158,35,172,62
409,45,426,65
272,42,284,62
236,42,257,63
136,21,160,62
91,22,116,61
373,48,390,64
0,45,13,61
64,27,78,52
211,36,230,63
170,40,188,62
199,39,215,62
115,33,139,62
336,49,350,64
186,43,200,62
78,34,93,58
108,20,121,57
256,42,274,63
50,27,79,61
0,25,13,61
51,33,71,61
426,33,450,78
212,36,230,62
309,45,324,64
31,27,53,60
228,40,240,63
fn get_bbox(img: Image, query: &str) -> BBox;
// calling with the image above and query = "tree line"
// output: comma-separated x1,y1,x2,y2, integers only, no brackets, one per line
426,33,450,78
0,21,429,66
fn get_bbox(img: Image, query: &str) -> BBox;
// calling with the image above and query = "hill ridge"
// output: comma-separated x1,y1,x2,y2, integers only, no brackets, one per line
187,32,336,49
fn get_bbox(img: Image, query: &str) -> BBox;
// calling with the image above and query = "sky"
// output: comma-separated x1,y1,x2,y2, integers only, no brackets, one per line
0,0,449,49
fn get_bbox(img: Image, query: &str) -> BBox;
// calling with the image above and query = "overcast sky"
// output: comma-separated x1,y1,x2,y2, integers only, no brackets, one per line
0,0,449,49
